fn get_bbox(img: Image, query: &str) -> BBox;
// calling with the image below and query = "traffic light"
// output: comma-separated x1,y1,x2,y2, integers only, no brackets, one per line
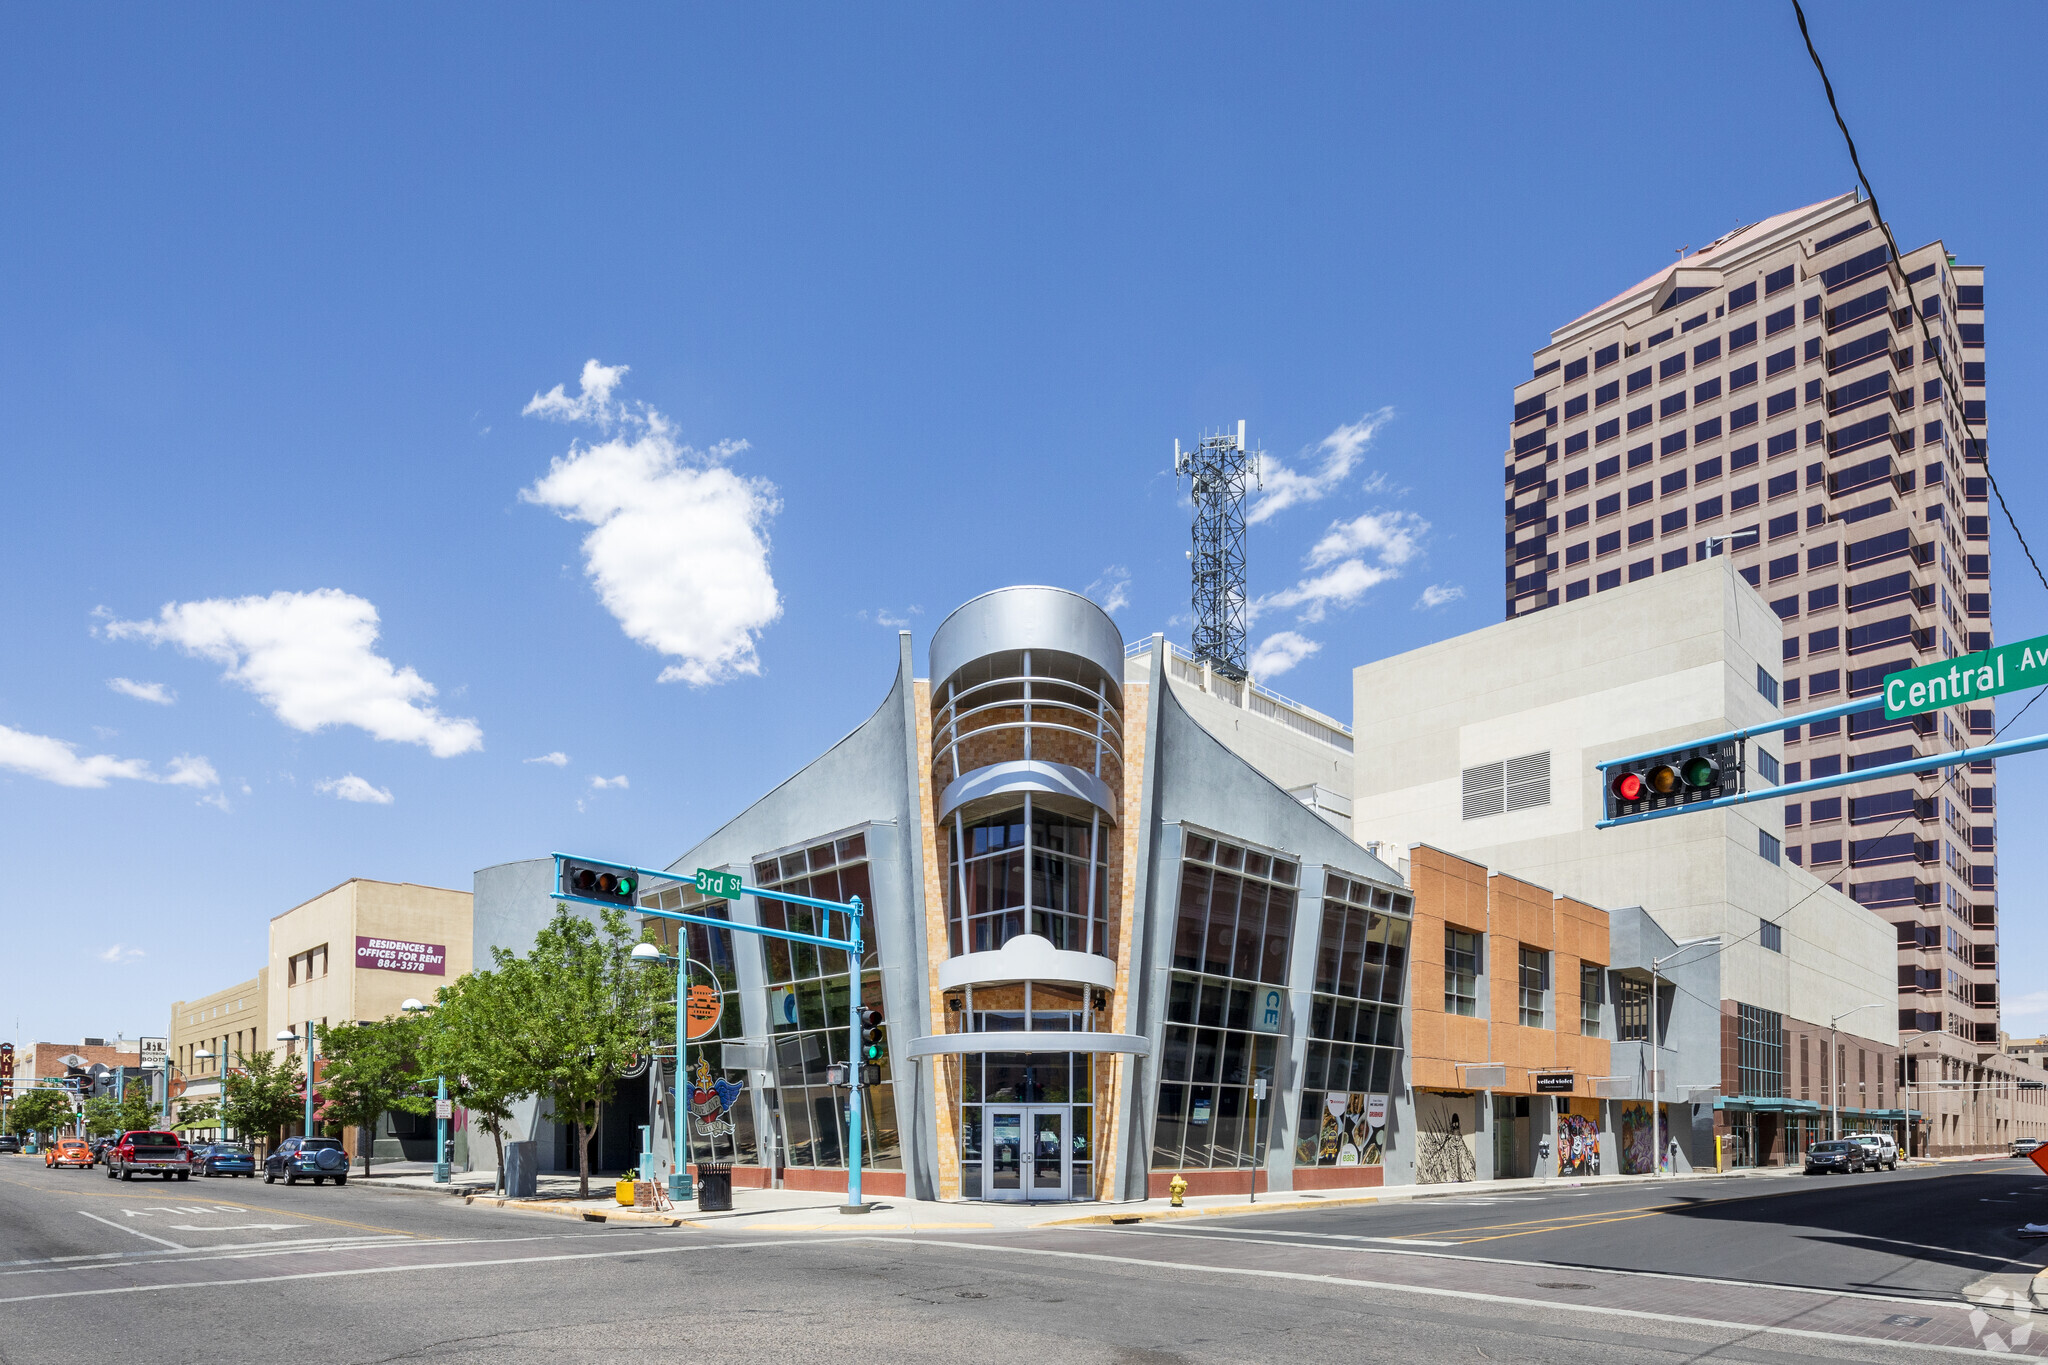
858,1006,885,1085
1605,740,1738,819
561,858,639,907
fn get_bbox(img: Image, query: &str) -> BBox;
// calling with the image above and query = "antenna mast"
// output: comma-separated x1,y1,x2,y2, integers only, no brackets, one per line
1174,419,1260,680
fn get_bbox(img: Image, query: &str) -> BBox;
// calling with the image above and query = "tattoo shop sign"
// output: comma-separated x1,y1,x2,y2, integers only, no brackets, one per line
355,936,447,976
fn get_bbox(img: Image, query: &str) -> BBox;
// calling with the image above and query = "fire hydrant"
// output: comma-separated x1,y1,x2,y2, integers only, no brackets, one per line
1168,1174,1188,1208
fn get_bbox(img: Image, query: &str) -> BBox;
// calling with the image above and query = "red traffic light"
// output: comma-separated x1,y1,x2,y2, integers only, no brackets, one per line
1610,772,1644,802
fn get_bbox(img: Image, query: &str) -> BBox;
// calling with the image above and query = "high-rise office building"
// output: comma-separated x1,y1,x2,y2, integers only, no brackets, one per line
1500,192,1998,1141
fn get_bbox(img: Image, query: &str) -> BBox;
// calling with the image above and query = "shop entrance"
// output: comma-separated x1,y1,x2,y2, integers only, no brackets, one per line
985,1106,1069,1201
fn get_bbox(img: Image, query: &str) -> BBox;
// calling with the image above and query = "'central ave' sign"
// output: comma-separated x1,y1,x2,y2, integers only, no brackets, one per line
1884,633,2048,719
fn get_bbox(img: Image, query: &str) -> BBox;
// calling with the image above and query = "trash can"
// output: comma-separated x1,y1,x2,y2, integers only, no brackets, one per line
696,1166,732,1212
503,1140,538,1198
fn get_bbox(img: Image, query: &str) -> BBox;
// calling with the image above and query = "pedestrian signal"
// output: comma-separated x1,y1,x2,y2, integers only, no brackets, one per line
1605,742,1736,819
560,857,639,907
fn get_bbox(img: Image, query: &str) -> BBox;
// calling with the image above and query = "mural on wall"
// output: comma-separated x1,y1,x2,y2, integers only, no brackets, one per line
1558,1113,1600,1177
1312,1093,1389,1166
1415,1092,1478,1184
1619,1102,1671,1174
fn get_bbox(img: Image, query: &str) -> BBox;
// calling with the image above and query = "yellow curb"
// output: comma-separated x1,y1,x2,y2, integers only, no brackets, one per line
462,1194,684,1227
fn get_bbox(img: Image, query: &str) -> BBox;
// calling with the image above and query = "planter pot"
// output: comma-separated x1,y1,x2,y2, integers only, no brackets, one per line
615,1178,636,1206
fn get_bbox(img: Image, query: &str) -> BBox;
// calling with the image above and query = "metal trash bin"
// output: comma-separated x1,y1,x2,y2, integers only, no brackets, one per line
503,1140,538,1198
696,1167,733,1212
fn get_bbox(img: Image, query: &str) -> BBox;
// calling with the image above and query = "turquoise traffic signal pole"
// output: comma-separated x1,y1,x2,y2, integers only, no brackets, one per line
843,906,866,1215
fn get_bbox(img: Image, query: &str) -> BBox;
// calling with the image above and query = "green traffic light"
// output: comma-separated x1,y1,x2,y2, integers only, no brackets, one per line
617,877,635,895
1679,756,1716,788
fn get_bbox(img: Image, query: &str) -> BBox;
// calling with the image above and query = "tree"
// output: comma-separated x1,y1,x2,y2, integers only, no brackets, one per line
420,968,533,1194
173,1097,221,1135
82,1094,124,1139
316,1015,428,1176
112,1090,160,1134
222,1050,303,1154
6,1088,74,1140
490,904,667,1198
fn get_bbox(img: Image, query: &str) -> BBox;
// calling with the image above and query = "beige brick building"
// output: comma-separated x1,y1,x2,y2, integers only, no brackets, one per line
168,971,267,1140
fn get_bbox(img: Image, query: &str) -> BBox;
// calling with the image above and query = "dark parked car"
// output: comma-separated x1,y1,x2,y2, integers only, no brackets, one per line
263,1136,349,1185
90,1138,115,1165
194,1143,257,1178
104,1130,192,1181
1804,1140,1867,1175
0,1134,21,1155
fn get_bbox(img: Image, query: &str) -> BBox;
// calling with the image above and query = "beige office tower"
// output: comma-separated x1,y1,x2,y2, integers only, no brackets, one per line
1503,192,1999,1143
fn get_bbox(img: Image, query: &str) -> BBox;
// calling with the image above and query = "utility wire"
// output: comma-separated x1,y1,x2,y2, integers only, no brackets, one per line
1790,0,2048,600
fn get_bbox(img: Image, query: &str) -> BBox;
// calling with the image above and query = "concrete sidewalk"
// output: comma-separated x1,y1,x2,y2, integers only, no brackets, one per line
352,1159,1803,1232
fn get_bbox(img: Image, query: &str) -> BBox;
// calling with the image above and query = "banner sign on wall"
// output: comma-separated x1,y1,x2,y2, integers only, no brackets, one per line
355,937,447,975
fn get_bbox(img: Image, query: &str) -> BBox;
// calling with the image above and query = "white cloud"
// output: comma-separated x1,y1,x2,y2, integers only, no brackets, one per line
0,723,218,790
590,774,629,790
99,943,144,963
520,361,782,687
201,791,232,813
523,360,630,425
525,751,570,766
1254,509,1432,626
1248,631,1322,679
316,774,394,804
1307,511,1427,570
2003,990,2048,1030
1086,566,1132,614
1255,559,1402,625
1247,409,1395,526
1416,583,1466,610
102,590,481,756
857,607,922,628
107,678,174,705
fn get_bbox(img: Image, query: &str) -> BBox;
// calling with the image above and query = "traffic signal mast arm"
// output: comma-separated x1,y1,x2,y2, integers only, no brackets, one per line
1597,692,1869,776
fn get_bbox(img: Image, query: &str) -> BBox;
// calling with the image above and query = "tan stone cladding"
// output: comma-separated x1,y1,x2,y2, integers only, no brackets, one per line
912,679,962,1200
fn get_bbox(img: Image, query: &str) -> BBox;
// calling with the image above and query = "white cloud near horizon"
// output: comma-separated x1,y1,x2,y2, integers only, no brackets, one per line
1086,566,1132,614
1247,409,1395,526
1416,583,1466,610
316,774,394,804
520,361,782,686
589,774,629,790
101,590,482,757
99,943,145,963
857,606,922,628
525,751,570,766
107,678,174,705
1248,631,1321,679
0,723,217,790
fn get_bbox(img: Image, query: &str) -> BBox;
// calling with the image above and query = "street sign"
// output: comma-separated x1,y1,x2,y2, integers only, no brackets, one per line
695,868,743,901
434,1098,453,1119
1885,634,2048,719
1253,1078,1268,1101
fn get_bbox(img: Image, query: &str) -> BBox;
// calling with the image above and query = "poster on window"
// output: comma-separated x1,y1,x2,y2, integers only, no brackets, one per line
1314,1092,1387,1166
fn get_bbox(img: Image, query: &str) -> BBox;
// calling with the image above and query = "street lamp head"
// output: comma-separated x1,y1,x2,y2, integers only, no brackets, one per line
274,1029,299,1044
193,1048,213,1060
631,942,664,961
401,998,427,1014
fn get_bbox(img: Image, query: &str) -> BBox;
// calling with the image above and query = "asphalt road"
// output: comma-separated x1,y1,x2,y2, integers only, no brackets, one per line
1,1155,2043,1364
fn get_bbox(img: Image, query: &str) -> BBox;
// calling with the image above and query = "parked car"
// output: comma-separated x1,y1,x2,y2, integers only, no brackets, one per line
1804,1140,1868,1174
104,1130,193,1181
89,1138,114,1165
0,1134,21,1155
263,1136,349,1186
44,1138,93,1169
2014,1137,2045,1158
1845,1132,1899,1170
194,1143,258,1178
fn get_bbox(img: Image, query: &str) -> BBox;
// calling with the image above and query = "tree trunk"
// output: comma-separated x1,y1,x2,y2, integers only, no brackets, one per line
577,1118,595,1198
491,1123,505,1195
360,1124,371,1177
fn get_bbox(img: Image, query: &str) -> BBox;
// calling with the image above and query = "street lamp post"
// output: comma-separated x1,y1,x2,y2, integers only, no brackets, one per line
1649,935,1722,1178
401,999,450,1183
193,1047,219,1154
1829,1003,1887,1141
631,941,693,1203
275,1027,314,1140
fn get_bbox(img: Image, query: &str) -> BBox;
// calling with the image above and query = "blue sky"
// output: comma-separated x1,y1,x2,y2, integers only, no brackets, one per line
4,4,2045,1045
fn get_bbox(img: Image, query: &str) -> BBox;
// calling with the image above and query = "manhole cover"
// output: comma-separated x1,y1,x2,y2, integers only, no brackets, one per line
1537,1282,1593,1290
1883,1314,1932,1327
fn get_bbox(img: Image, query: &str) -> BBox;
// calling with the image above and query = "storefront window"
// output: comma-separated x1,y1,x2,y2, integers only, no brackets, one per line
949,796,1109,955
952,1051,1094,1199
640,886,756,1166
751,833,900,1170
1296,872,1410,1168
1154,833,1297,1170
1737,1003,1785,1099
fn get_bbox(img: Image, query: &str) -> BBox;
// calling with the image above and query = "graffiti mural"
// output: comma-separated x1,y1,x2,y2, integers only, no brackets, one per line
1415,1091,1478,1184
1619,1102,1670,1174
1558,1113,1599,1176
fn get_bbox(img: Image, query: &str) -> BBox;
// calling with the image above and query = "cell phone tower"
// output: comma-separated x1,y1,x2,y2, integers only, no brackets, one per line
1174,420,1261,680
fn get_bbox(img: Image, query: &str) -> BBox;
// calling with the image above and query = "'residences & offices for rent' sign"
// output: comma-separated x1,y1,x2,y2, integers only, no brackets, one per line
355,936,447,975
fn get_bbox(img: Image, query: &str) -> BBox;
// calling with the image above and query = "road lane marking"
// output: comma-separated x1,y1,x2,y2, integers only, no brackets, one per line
168,1224,303,1231
76,1211,186,1251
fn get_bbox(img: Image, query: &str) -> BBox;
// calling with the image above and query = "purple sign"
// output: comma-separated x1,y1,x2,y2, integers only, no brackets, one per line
355,936,447,975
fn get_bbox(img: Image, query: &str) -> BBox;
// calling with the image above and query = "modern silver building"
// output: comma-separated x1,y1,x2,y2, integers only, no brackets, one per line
1500,192,2000,1150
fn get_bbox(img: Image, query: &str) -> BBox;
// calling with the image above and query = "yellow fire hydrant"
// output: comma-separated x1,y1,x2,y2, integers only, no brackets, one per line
1168,1174,1188,1208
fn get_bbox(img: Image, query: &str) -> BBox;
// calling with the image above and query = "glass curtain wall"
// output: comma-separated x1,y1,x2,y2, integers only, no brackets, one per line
949,797,1109,955
751,833,901,1171
1154,833,1297,1172
640,886,757,1167
950,1051,1094,1199
1296,873,1412,1169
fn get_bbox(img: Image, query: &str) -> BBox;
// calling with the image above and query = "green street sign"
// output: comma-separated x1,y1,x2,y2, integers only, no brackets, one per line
1883,633,2048,719
694,868,743,901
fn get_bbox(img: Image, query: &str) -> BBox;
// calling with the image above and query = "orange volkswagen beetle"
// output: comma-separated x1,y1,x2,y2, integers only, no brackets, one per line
44,1138,93,1169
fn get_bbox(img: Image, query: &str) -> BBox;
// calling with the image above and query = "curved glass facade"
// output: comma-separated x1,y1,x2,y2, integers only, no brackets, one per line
948,797,1109,955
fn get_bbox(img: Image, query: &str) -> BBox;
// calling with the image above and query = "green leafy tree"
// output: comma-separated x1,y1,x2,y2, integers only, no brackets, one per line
82,1094,124,1139
173,1097,221,1134
113,1090,160,1133
490,904,667,1198
6,1088,74,1140
316,1015,428,1176
421,968,534,1194
222,1050,303,1155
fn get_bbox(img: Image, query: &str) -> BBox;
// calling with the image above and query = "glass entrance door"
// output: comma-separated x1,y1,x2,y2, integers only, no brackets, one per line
984,1107,1069,1201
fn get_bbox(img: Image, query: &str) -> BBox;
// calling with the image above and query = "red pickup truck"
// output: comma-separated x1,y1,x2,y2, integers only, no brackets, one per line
104,1130,192,1181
